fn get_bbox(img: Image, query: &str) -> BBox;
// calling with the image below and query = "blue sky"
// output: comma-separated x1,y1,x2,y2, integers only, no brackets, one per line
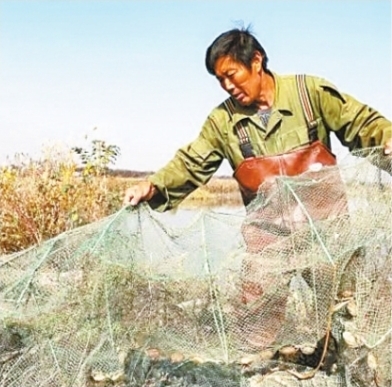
0,0,391,175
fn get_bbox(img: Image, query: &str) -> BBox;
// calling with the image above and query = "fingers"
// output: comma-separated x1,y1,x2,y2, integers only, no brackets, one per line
123,187,142,206
129,196,139,206
129,190,142,206
123,181,155,206
384,139,392,155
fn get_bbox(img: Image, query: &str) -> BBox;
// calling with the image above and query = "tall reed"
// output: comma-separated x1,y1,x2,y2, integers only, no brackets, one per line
0,153,241,254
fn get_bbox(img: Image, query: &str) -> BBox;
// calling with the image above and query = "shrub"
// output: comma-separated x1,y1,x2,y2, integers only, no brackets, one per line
0,146,127,254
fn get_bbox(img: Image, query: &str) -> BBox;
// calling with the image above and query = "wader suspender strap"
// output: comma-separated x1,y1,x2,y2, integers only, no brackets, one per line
223,98,255,159
296,74,319,143
224,75,318,159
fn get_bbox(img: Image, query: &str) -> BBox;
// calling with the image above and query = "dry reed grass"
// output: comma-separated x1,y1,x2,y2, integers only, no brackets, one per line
0,153,241,254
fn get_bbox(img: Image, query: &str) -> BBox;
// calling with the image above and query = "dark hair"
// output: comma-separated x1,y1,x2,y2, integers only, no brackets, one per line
205,27,269,75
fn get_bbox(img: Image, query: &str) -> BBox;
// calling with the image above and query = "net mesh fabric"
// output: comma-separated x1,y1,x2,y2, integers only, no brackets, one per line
0,147,391,387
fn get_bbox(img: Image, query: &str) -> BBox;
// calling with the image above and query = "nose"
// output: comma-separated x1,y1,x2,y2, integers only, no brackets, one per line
220,77,235,93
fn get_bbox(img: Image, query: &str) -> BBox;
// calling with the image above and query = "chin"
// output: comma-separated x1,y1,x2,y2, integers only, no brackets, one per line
238,100,251,107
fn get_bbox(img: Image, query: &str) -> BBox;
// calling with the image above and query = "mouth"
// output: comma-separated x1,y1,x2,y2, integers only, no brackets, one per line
233,92,245,101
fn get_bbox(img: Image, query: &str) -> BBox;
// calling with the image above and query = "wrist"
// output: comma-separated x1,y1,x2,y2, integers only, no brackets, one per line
146,183,157,201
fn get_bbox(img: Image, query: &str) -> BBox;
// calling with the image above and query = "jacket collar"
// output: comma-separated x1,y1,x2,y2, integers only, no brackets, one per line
224,72,294,131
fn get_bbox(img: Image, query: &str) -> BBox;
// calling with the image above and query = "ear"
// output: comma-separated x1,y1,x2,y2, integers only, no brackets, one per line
251,51,263,73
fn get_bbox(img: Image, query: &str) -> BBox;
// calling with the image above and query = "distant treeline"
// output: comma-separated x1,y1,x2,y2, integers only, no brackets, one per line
106,169,155,178
105,169,233,179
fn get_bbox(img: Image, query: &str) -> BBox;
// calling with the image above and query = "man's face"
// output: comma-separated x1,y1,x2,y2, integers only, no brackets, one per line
214,54,263,106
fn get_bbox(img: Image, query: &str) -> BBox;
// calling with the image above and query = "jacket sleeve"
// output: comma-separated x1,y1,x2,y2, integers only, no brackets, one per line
147,117,224,212
311,77,391,150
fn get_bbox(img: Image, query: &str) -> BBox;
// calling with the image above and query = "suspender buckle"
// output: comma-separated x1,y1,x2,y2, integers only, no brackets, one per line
240,143,255,159
309,120,318,129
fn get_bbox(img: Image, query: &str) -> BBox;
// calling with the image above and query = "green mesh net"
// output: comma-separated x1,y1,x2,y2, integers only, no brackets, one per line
0,147,391,387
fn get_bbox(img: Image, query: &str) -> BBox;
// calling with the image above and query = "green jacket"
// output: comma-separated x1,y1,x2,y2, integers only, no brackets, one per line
148,73,391,211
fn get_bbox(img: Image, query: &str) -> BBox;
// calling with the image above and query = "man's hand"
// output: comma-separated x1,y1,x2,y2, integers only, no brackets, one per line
384,138,392,155
123,181,157,206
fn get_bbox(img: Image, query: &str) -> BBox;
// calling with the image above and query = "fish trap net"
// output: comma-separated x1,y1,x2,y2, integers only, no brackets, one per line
0,147,391,387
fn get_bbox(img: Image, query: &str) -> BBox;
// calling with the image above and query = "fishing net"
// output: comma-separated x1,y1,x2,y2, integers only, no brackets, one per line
0,147,391,387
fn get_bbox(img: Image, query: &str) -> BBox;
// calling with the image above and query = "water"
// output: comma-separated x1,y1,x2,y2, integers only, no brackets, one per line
149,205,245,228
133,205,247,277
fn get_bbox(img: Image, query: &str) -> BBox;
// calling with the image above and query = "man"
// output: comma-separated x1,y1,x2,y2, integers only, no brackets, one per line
123,27,391,356
123,27,391,211
123,23,391,305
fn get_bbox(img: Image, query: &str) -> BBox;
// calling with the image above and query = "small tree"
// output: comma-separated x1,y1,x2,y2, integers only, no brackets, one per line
72,139,120,177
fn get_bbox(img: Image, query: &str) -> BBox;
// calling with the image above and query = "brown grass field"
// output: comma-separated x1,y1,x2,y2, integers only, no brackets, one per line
0,157,242,254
